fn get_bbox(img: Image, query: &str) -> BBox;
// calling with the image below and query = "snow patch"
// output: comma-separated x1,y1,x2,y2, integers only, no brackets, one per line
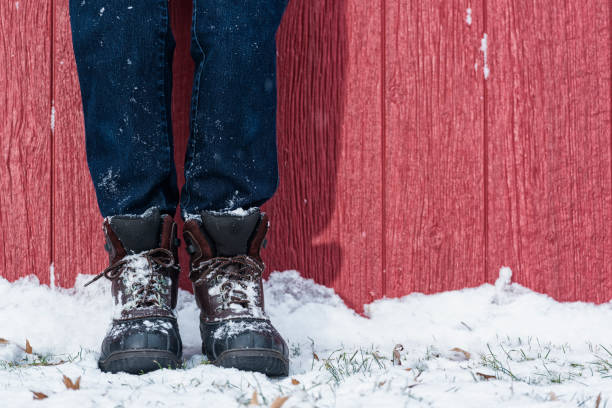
50,103,55,133
2,269,612,406
479,33,490,79
113,252,173,317
466,8,472,25
49,262,55,290
212,320,271,340
99,168,119,195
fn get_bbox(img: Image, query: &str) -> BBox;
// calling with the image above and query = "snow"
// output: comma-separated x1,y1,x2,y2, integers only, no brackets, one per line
49,262,55,290
110,252,173,317
184,207,260,221
466,8,472,26
1,268,611,407
50,104,55,133
480,33,490,79
99,168,119,196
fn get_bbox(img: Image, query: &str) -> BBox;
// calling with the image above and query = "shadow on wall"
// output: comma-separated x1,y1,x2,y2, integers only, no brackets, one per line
170,0,349,291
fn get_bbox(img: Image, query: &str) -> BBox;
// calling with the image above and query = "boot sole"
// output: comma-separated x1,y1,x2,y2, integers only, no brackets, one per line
214,348,289,377
99,349,182,374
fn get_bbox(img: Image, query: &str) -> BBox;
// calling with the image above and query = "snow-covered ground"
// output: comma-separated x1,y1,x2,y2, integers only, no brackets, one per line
1,268,611,407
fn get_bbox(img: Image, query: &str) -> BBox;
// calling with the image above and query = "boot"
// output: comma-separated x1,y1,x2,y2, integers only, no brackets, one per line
183,208,289,376
86,208,183,374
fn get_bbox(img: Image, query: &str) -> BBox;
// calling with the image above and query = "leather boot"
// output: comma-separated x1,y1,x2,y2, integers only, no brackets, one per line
86,208,183,374
183,208,289,376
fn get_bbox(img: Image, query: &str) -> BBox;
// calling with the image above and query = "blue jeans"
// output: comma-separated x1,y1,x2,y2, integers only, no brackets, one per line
69,0,288,218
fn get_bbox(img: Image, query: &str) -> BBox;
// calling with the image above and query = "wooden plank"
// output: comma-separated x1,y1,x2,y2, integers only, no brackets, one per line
0,1,52,283
53,0,106,287
265,0,384,311
486,0,612,302
384,0,486,297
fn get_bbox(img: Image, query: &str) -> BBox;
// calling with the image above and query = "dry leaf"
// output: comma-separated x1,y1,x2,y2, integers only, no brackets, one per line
548,392,558,401
476,372,496,381
249,390,258,405
25,339,32,354
405,367,412,371
596,393,602,408
449,347,471,361
63,375,81,390
291,378,300,385
270,396,290,408
378,381,386,387
31,391,48,400
393,344,404,366
0,338,9,344
313,352,319,361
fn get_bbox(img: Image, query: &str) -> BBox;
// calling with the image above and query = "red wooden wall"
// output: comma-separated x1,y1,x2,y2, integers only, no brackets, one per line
1,0,610,312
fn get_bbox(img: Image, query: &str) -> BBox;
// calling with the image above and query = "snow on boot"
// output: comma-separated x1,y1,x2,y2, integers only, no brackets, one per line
86,208,183,374
183,208,289,377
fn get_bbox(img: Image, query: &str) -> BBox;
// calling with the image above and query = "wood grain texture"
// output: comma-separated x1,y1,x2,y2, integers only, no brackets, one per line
52,0,107,288
0,1,52,283
3,0,611,309
485,0,612,301
384,0,486,296
264,0,384,311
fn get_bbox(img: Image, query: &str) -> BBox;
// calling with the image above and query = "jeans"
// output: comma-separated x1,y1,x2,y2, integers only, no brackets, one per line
69,0,288,218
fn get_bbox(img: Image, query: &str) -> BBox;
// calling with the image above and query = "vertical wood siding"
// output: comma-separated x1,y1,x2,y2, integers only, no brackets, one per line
0,0,610,311
0,1,52,284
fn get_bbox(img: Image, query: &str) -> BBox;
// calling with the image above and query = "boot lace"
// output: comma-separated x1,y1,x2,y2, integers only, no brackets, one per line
191,255,264,311
85,248,177,309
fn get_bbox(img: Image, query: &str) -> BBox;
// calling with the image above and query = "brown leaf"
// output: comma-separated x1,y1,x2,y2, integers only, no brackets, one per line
596,393,602,408
393,344,404,366
63,375,81,390
25,339,32,354
0,338,9,344
313,352,319,361
270,396,290,408
548,392,558,401
291,378,300,385
249,390,258,405
405,367,412,371
449,347,471,361
31,391,48,400
476,372,496,381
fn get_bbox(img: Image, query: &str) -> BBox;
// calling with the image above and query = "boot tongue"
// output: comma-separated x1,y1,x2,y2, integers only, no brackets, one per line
109,208,162,253
201,209,261,256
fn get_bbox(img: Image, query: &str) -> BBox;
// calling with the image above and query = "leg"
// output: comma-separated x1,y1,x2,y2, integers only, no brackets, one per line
70,0,178,217
182,0,290,377
69,0,182,374
181,0,289,216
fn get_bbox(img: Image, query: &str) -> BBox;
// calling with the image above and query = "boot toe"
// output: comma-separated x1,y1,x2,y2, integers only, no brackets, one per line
203,319,289,376
99,317,182,374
